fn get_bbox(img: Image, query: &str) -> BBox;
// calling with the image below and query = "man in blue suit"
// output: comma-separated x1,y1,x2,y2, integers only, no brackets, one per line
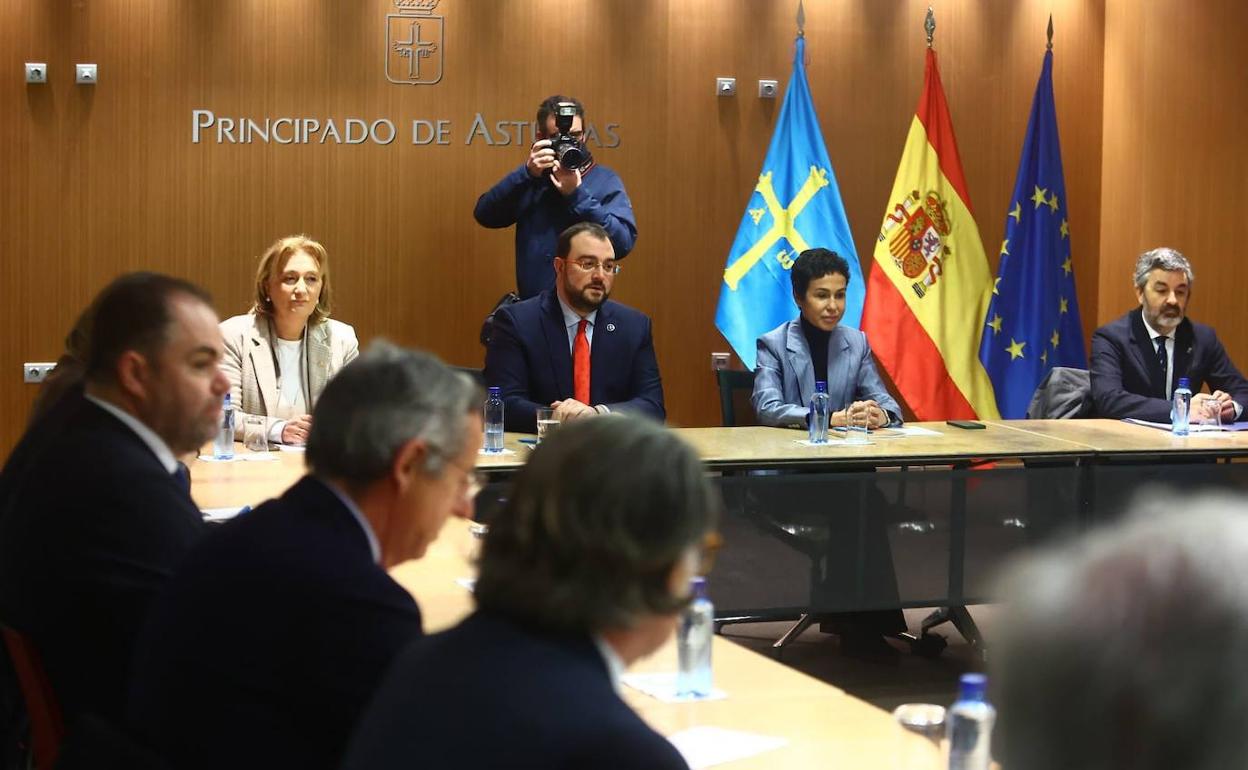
752,249,902,429
126,343,483,770
0,273,223,728
343,417,717,770
484,221,664,433
1091,247,1248,422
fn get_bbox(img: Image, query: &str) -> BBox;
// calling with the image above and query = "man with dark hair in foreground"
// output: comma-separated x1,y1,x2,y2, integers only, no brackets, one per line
343,417,718,770
0,272,224,726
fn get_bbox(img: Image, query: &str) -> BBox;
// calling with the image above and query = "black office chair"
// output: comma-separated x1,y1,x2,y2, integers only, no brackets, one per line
716,369,759,427
1026,367,1093,419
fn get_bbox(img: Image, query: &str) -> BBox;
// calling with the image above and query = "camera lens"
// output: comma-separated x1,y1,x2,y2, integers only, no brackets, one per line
555,142,587,170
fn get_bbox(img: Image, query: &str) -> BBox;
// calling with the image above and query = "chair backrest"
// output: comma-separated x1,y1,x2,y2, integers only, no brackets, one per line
452,366,486,386
1,625,63,769
716,369,758,427
1026,366,1092,419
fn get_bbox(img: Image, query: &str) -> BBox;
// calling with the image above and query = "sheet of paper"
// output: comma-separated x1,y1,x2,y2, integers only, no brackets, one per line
477,448,517,456
454,577,476,592
620,672,727,703
196,453,279,462
666,726,788,769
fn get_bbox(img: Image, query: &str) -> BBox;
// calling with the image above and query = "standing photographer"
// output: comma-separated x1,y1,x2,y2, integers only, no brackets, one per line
474,95,637,300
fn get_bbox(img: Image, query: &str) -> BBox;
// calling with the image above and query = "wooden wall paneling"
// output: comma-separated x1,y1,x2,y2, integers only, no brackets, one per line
1099,0,1248,386
1,0,1110,458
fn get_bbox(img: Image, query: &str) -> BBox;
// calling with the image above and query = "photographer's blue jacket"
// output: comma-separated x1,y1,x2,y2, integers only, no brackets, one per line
473,163,637,299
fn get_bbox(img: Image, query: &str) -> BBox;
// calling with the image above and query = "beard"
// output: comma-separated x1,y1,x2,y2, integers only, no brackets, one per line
565,279,610,314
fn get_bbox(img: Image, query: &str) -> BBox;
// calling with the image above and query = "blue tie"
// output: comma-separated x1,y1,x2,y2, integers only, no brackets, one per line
173,462,192,495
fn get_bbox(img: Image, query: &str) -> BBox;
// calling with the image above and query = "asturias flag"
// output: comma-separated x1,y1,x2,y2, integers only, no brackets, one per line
860,48,1000,420
979,49,1086,418
715,35,862,370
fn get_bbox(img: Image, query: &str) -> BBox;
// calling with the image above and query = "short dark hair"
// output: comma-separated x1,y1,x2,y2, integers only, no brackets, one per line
84,272,214,384
537,95,584,130
555,222,610,259
306,341,481,485
790,248,851,298
474,417,719,634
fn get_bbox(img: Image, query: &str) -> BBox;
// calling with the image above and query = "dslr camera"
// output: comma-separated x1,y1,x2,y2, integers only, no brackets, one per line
549,102,589,171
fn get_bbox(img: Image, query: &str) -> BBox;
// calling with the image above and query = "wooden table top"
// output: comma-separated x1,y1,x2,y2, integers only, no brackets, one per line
188,421,1101,509
995,418,1248,457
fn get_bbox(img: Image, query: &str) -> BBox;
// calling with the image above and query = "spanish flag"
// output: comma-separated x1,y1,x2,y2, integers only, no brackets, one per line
860,48,1000,420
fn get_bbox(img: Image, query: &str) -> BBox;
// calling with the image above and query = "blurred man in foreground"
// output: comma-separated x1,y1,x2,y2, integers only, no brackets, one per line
344,417,717,770
993,491,1248,770
127,342,482,770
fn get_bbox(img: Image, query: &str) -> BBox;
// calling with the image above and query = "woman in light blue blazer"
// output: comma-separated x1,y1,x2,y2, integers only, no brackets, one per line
748,248,907,658
751,249,903,429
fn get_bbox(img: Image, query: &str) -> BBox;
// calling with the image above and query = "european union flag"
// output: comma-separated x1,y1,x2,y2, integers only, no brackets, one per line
715,36,861,370
979,50,1086,418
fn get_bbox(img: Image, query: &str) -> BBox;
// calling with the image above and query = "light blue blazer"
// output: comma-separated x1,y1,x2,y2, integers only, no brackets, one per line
751,320,903,429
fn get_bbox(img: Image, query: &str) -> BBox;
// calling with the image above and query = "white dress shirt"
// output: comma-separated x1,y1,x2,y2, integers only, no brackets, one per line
555,294,610,413
1141,309,1242,418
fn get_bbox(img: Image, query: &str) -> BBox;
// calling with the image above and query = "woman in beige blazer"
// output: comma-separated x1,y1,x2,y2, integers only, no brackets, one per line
220,235,359,445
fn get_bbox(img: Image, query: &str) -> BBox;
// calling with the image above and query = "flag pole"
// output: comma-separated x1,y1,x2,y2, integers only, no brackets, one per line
796,0,805,38
925,6,936,48
1046,14,1054,51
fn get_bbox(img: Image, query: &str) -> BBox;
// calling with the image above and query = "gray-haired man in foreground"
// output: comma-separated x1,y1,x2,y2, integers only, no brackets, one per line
127,342,482,770
993,491,1248,770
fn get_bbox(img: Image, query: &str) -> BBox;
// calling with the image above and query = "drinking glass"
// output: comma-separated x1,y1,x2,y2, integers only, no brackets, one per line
892,703,945,770
844,404,872,445
1200,399,1224,430
243,415,269,453
536,408,560,443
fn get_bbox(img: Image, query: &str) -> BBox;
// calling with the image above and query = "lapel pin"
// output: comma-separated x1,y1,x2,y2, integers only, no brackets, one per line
606,323,616,332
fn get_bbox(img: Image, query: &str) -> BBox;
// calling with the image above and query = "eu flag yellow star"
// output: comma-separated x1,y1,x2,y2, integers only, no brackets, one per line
1059,296,1069,314
1031,185,1049,209
1051,330,1061,348
993,277,1001,295
1047,193,1060,213
1061,256,1073,276
1041,349,1048,365
1009,202,1022,223
987,314,1003,334
1000,239,1010,257
1007,339,1026,360
1060,219,1069,239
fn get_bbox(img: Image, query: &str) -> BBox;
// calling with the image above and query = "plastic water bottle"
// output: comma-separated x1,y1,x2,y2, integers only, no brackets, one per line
947,673,995,770
1172,377,1192,436
809,380,831,444
213,394,235,460
483,387,505,453
676,576,714,698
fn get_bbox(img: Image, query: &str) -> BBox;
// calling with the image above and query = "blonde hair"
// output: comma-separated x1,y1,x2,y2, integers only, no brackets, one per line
252,235,332,325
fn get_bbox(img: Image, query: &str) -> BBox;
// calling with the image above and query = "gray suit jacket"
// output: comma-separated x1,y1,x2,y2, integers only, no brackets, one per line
219,312,359,438
751,320,902,429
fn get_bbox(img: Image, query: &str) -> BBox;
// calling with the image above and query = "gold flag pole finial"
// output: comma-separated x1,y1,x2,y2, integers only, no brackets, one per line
1046,14,1054,51
796,0,806,38
925,6,936,48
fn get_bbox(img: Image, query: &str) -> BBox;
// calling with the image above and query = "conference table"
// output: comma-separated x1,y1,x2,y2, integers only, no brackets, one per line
189,419,1248,767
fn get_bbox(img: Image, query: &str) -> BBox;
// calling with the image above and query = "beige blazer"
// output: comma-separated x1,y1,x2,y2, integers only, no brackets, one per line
219,312,360,439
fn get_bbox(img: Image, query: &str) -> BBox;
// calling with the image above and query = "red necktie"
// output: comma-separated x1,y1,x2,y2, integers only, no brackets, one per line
573,319,590,404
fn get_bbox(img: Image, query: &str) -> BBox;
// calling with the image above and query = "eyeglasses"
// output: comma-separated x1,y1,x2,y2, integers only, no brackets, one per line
565,258,620,275
432,451,486,501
